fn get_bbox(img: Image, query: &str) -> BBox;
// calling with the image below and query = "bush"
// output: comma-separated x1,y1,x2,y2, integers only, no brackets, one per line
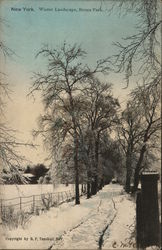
41,193,52,210
1,205,32,229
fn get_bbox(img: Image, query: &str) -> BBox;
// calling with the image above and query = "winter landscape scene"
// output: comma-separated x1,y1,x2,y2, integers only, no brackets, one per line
0,0,161,249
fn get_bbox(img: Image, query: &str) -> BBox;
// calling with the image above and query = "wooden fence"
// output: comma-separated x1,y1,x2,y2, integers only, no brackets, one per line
0,189,75,215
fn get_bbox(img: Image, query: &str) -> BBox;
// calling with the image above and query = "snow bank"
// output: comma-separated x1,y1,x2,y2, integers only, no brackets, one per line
103,195,136,249
0,184,136,250
0,198,89,249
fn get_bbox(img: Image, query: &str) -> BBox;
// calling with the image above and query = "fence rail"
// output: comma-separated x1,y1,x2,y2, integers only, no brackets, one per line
0,189,76,216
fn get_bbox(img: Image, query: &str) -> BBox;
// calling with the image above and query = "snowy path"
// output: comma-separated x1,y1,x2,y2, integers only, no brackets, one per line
50,185,123,250
1,184,135,249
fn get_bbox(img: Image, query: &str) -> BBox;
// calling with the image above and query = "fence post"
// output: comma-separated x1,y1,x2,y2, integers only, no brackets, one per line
0,199,2,216
33,195,35,213
50,193,52,207
65,191,68,200
61,192,64,202
136,171,160,248
0,199,2,225
0,199,2,213
20,197,22,210
58,192,60,204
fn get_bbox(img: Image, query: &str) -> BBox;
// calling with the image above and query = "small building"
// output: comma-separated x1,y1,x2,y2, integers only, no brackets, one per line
23,173,38,184
23,164,50,184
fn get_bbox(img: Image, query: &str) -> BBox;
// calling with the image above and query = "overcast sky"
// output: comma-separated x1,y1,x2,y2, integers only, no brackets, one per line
0,0,139,165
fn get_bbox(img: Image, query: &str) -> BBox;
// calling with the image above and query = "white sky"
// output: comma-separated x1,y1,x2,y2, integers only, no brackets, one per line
0,0,139,165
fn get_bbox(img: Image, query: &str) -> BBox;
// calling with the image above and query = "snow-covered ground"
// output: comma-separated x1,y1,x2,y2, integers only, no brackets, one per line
0,184,75,200
0,184,136,249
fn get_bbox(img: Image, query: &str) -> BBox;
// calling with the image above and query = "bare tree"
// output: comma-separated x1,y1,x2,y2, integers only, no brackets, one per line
108,0,161,192
131,82,161,192
0,19,35,184
110,0,161,86
29,43,110,204
117,101,144,192
78,78,119,195
117,81,160,192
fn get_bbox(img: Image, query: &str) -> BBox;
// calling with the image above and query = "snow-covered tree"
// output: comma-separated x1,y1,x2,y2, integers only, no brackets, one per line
0,18,35,184
30,43,110,204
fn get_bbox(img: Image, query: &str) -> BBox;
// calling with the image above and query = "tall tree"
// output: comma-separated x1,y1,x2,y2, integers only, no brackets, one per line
29,43,110,204
131,82,161,192
78,78,119,195
109,0,161,191
117,102,143,192
117,82,160,192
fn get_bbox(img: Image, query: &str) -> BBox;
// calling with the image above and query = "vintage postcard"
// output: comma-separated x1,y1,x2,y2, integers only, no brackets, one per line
0,0,161,249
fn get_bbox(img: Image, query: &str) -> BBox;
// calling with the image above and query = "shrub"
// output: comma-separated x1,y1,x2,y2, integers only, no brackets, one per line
1,205,31,229
41,193,52,210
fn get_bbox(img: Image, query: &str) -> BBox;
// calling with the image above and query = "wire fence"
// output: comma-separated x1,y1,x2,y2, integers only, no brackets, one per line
0,189,76,216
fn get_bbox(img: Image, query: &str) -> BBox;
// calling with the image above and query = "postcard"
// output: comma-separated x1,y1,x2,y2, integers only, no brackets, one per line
0,0,161,249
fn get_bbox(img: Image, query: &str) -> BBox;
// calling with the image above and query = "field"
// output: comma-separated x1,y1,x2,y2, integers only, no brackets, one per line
0,184,75,200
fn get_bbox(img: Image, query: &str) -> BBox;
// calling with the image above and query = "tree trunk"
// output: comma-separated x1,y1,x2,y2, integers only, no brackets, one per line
125,144,133,193
125,156,132,193
92,134,100,195
132,145,146,193
91,180,96,195
75,168,80,204
87,182,91,199
83,183,86,193
72,116,80,204
99,177,104,190
94,175,98,194
81,184,84,194
125,171,131,193
74,134,80,204
87,170,91,199
68,90,80,205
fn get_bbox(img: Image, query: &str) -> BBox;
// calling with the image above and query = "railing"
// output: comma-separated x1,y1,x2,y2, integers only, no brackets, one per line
0,189,75,216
